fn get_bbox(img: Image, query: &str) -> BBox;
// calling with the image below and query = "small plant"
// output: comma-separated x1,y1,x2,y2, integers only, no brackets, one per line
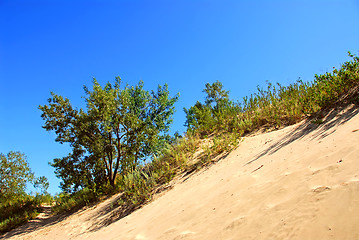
52,187,100,214
311,118,324,125
0,196,41,233
120,169,156,207
185,52,359,138
28,50,359,232
0,151,50,233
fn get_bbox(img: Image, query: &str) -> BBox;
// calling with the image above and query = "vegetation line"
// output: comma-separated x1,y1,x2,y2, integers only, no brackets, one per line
1,51,358,233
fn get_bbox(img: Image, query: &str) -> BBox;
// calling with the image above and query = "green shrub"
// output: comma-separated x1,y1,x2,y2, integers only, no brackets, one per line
52,187,100,214
0,195,40,233
186,52,359,138
120,169,156,207
48,51,359,227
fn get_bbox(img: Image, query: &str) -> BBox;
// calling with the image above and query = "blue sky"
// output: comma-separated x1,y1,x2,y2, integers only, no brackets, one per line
1,0,358,194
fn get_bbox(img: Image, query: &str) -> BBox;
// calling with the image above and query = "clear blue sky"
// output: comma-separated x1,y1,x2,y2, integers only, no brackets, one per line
1,0,358,195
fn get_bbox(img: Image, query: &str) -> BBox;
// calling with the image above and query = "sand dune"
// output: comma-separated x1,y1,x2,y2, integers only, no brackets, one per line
3,104,359,240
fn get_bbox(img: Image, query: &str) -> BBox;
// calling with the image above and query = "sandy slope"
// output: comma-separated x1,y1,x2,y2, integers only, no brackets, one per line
3,104,359,240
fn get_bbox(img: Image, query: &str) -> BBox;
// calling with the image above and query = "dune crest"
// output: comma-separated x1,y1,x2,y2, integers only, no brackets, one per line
4,105,359,240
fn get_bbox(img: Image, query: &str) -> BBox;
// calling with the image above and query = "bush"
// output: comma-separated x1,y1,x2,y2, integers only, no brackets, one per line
119,169,156,207
186,52,359,137
0,195,41,233
52,187,100,214
50,51,359,226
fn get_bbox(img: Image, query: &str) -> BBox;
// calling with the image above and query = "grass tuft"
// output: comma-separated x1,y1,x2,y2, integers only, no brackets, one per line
47,51,359,227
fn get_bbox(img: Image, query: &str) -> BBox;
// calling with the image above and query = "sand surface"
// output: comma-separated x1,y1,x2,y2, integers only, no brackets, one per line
3,105,359,240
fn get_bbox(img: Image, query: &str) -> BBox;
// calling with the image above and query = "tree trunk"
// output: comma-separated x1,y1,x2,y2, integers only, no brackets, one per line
109,176,115,187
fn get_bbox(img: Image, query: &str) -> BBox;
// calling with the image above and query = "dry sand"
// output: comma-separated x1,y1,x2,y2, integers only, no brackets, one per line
3,104,359,240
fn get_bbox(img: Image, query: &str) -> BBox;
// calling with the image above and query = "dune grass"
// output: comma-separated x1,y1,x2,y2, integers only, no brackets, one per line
193,52,358,137
117,52,359,212
0,194,53,233
50,52,359,222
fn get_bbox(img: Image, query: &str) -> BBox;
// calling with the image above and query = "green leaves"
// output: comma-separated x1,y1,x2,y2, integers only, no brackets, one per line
40,77,179,193
0,151,50,202
0,152,50,233
184,81,238,135
203,80,229,107
0,152,34,201
185,52,359,137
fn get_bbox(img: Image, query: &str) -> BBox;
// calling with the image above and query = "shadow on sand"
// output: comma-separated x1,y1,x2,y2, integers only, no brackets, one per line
86,151,230,234
245,104,359,166
86,105,359,233
1,206,71,239
4,104,358,238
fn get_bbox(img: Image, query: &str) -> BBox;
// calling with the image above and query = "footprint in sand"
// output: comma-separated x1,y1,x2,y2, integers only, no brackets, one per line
268,186,331,239
312,186,331,193
160,229,195,240
224,217,246,231
173,231,195,240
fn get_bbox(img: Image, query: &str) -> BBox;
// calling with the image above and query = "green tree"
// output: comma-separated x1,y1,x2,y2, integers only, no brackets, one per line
203,80,229,107
0,151,34,202
184,80,236,134
39,77,179,192
184,101,214,133
0,151,49,203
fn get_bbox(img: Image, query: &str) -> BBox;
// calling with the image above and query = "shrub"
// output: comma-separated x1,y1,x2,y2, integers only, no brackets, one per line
119,169,156,207
186,52,359,138
52,187,99,214
0,195,40,233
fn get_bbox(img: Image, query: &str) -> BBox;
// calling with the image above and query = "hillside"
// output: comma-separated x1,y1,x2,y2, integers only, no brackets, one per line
3,104,359,240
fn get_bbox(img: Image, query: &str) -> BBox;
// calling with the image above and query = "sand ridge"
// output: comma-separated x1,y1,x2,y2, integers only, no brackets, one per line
3,104,359,240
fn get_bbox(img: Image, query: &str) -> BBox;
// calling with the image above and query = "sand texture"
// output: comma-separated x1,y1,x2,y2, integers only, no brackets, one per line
3,105,359,240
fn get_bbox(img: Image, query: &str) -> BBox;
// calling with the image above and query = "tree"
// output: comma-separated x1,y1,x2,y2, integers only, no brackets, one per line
39,77,179,192
0,151,49,203
184,80,233,134
184,101,214,133
203,80,229,107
